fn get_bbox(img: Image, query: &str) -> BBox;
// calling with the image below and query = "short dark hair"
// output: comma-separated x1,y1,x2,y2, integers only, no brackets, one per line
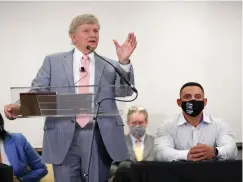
0,113,8,140
180,82,204,96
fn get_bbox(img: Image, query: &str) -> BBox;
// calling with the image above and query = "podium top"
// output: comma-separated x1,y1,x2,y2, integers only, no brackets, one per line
10,85,129,118
10,84,122,89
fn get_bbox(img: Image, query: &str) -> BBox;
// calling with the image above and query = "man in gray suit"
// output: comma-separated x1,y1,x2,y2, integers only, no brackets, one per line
125,106,154,162
109,106,154,181
4,14,136,182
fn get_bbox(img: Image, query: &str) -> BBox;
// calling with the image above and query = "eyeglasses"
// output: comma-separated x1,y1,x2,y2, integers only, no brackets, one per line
127,106,148,122
128,106,146,112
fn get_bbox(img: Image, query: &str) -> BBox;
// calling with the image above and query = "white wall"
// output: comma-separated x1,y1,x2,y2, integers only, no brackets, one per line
0,1,241,147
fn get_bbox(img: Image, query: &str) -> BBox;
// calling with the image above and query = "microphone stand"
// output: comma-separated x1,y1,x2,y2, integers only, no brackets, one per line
83,46,138,182
83,99,101,182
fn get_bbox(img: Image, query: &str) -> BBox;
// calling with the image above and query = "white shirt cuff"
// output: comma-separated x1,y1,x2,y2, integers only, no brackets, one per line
119,63,131,72
177,150,189,161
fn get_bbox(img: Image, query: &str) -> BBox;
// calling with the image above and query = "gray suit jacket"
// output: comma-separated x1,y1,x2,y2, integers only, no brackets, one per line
31,49,135,164
126,134,154,162
109,134,154,181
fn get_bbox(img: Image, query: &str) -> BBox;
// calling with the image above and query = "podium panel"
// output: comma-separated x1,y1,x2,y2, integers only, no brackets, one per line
10,85,129,118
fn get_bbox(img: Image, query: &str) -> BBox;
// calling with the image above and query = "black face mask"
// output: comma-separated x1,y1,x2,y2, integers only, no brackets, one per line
181,100,204,117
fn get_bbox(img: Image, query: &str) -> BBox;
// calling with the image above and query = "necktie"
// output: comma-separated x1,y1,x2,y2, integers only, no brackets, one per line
76,55,90,128
135,138,143,161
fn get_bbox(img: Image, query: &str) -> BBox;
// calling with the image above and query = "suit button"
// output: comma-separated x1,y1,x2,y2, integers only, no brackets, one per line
71,120,75,123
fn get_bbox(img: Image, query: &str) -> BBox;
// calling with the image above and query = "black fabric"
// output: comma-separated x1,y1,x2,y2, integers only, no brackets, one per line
114,160,242,182
181,100,204,117
113,164,132,182
0,163,13,182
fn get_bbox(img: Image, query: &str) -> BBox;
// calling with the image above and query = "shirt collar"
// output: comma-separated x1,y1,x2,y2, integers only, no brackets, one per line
74,47,94,63
130,133,146,143
177,112,212,126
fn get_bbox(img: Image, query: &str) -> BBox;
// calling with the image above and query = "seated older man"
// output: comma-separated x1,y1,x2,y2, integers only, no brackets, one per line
109,106,154,181
155,82,237,162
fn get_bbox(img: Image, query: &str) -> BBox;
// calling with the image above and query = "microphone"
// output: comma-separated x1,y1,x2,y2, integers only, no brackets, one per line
74,67,87,85
80,67,85,72
86,45,137,93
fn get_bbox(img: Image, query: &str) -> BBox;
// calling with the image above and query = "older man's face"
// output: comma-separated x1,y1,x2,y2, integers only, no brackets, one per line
128,112,147,127
70,23,99,53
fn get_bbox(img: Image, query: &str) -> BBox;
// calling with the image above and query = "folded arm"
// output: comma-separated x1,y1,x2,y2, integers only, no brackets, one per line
215,120,237,160
154,121,189,161
21,134,48,182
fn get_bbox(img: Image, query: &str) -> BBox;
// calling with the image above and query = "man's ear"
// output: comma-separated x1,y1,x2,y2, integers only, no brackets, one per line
69,33,76,44
177,99,182,107
204,98,207,107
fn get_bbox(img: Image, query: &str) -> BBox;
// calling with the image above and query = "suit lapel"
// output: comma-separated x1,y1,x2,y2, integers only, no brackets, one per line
94,54,106,96
143,134,153,160
62,49,75,93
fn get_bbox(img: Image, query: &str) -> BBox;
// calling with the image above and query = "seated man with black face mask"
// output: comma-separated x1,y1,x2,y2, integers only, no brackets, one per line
109,106,154,182
155,82,237,162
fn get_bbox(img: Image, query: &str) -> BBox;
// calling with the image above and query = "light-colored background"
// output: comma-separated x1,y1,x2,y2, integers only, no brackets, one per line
0,1,241,147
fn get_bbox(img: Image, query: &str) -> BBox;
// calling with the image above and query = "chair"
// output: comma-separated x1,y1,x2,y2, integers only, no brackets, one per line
41,164,54,182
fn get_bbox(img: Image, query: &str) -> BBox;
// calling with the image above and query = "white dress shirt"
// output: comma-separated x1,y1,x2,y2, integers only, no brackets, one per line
0,141,10,165
130,133,145,153
154,112,238,161
73,48,131,93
